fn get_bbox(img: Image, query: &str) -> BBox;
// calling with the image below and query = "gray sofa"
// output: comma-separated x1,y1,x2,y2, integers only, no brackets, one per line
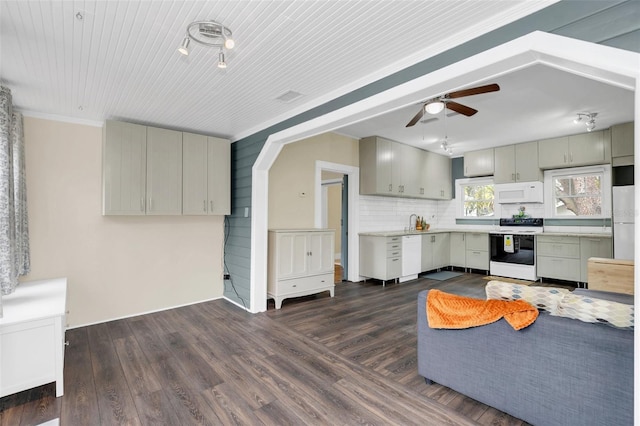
417,289,634,426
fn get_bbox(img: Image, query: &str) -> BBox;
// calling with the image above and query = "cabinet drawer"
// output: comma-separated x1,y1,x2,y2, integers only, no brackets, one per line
537,256,580,281
386,242,402,252
386,256,402,279
537,235,579,245
275,274,334,296
465,233,488,251
386,247,402,257
537,241,580,258
466,249,488,270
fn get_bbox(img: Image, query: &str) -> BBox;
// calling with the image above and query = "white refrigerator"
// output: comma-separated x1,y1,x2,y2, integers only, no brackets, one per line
612,185,635,260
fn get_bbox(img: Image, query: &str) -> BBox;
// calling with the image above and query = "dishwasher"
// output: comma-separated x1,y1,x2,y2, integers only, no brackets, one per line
400,235,421,282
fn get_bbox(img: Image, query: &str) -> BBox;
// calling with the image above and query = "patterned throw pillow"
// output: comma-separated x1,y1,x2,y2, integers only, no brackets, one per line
554,293,634,329
485,281,570,314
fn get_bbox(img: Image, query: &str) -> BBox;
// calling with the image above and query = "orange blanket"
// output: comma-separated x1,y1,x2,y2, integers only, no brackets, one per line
427,289,538,331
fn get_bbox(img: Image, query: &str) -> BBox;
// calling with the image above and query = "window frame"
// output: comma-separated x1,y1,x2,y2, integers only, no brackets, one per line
543,164,611,219
455,177,495,219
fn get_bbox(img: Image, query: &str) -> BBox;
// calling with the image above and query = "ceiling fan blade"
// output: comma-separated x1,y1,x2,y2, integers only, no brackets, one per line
446,101,478,116
406,106,425,127
447,83,500,99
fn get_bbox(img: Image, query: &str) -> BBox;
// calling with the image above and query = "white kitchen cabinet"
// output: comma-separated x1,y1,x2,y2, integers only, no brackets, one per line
494,141,542,184
268,230,335,309
359,235,402,283
465,232,489,270
183,133,230,215
103,120,147,215
422,151,452,199
538,130,610,169
146,127,183,215
449,232,466,268
464,148,494,177
422,233,450,271
1,278,67,398
611,122,634,166
579,236,612,283
536,235,581,281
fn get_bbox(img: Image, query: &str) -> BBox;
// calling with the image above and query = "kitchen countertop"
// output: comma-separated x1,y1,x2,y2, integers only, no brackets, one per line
359,229,612,238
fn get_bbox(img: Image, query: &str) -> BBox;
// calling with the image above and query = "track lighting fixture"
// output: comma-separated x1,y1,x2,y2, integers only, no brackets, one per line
440,139,453,155
574,112,597,132
178,20,235,67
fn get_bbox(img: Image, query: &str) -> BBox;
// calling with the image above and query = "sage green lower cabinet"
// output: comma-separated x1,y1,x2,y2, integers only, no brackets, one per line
449,233,466,268
536,235,581,281
537,235,612,283
359,235,402,282
421,233,450,271
465,232,489,270
579,236,612,282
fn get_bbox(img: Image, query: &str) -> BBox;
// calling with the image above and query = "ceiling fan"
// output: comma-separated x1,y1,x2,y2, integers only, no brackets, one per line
405,83,500,127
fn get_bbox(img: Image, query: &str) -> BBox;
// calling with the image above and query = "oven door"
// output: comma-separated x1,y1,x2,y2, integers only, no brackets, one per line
490,233,535,265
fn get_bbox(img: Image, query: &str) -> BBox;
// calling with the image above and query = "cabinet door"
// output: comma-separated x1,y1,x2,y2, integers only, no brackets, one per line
463,148,494,177
432,233,450,269
514,141,542,182
103,120,147,215
146,127,183,215
207,136,231,215
568,131,606,167
308,232,334,275
493,145,516,184
449,233,466,267
611,122,634,158
424,152,452,199
580,237,612,282
182,132,208,215
538,136,568,169
421,235,434,271
277,233,309,279
393,143,421,196
375,137,394,194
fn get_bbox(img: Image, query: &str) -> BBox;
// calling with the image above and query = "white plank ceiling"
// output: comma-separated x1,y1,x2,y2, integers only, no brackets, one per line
0,0,557,142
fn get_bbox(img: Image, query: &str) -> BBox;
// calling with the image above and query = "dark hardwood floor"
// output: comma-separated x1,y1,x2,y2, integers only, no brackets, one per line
1,272,564,425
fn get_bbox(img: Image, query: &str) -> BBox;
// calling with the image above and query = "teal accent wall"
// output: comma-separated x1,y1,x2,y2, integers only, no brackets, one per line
223,0,640,307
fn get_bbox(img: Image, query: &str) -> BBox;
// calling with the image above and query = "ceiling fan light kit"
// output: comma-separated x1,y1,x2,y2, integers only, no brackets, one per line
425,101,445,114
178,20,235,68
574,112,597,132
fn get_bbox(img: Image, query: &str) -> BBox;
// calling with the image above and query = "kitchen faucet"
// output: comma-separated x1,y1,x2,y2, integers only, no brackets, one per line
409,214,417,231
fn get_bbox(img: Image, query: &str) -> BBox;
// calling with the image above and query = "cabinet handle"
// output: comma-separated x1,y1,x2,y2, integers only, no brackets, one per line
391,251,399,256
516,172,520,180
511,173,515,181
431,236,435,243
149,198,152,211
203,200,207,212
140,198,144,212
570,153,573,163
389,184,392,192
564,153,567,163
462,234,465,241
210,200,214,212
392,258,399,262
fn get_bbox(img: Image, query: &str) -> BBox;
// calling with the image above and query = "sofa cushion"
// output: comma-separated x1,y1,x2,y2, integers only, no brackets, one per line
554,292,634,329
485,280,569,314
572,288,634,305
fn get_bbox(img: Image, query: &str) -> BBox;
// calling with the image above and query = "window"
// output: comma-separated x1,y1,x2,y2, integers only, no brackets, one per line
545,165,611,218
456,178,494,217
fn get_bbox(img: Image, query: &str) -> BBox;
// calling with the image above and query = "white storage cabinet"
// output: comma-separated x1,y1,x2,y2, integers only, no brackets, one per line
268,230,335,309
1,278,67,398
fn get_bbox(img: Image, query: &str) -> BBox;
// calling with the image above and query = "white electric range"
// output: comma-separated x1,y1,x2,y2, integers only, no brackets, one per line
489,218,543,281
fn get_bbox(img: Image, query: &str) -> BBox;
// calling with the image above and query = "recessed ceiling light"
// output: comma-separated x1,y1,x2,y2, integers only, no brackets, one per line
275,90,303,103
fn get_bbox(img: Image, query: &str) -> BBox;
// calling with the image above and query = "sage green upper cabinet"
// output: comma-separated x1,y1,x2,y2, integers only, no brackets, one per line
611,122,634,166
538,130,610,169
463,148,494,177
360,136,394,195
423,151,452,199
494,141,542,184
183,133,230,215
103,120,147,215
146,127,183,215
393,142,421,197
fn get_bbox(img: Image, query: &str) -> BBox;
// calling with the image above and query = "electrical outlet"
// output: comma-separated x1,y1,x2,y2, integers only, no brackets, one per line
223,274,230,280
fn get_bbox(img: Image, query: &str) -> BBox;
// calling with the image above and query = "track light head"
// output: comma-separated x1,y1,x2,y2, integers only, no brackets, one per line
218,51,227,69
178,37,190,55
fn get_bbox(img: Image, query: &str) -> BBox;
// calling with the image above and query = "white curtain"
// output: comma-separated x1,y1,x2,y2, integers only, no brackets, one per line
0,85,30,302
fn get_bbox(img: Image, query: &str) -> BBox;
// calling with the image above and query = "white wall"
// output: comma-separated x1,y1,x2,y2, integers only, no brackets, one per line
22,117,225,327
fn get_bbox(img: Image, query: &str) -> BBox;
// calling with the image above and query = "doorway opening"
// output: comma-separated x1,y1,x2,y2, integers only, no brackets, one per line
321,173,348,282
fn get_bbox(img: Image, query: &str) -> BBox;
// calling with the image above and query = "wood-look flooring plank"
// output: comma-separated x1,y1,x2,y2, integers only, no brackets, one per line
60,328,100,426
113,336,162,396
17,384,61,426
132,390,183,426
87,323,142,426
253,399,309,426
162,332,224,392
201,383,264,426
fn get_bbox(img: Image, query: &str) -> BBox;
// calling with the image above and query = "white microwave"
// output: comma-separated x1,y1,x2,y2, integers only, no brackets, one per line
495,181,543,204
